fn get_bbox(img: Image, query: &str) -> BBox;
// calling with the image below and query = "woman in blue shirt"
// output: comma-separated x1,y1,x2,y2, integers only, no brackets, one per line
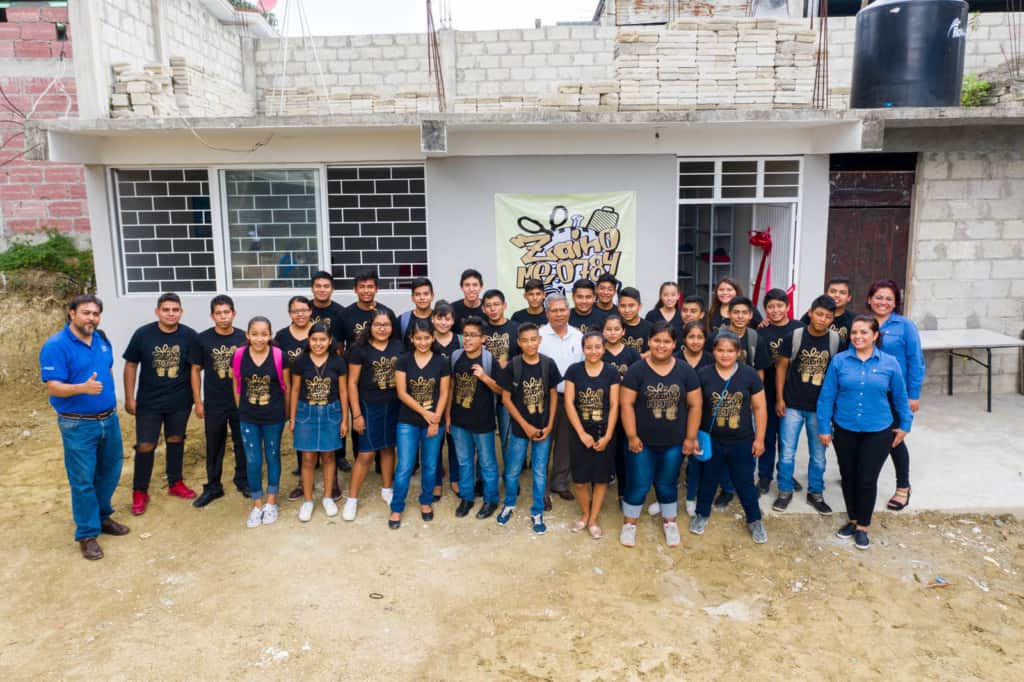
817,315,913,550
866,280,925,511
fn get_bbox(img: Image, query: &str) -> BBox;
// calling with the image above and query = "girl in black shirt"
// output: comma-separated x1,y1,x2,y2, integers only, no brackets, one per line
644,281,684,336
708,278,763,334
602,314,641,505
691,331,769,544
678,320,713,516
275,295,314,498
430,301,461,498
345,310,404,521
234,317,289,529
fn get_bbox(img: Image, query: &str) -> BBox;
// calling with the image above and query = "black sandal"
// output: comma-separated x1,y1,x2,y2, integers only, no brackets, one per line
887,487,911,511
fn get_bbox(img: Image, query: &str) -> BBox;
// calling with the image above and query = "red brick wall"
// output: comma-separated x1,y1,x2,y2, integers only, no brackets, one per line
0,5,88,238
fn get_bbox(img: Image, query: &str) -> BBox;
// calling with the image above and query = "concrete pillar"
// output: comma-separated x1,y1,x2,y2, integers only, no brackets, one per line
67,0,109,119
439,27,457,110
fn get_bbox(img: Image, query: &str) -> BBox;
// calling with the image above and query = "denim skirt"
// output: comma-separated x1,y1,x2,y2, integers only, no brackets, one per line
293,400,344,453
359,399,399,452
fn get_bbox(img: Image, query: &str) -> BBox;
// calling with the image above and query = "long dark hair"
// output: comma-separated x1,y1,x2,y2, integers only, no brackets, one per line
709,277,744,328
681,320,707,351
355,310,393,347
245,316,275,348
851,314,884,348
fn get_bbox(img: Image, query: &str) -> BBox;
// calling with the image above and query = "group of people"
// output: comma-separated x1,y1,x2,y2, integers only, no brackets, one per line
41,267,924,560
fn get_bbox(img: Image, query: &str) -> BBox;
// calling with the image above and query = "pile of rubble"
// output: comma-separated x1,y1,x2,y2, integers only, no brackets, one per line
109,57,252,118
109,63,177,118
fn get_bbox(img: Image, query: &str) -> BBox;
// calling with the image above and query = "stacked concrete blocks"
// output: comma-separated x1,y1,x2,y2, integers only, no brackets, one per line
109,63,176,118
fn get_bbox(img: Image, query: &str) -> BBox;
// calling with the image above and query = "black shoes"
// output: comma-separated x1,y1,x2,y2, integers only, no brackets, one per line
555,490,574,501
474,481,484,498
476,502,498,519
455,499,474,518
421,509,434,522
772,492,793,512
792,479,803,492
388,518,401,530
836,522,856,540
854,530,870,550
712,491,733,511
543,495,552,512
192,486,224,508
337,458,352,473
756,478,771,496
806,493,833,516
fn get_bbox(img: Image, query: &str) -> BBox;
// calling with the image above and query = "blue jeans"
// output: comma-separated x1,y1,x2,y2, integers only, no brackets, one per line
496,401,511,455
58,413,124,541
685,455,704,501
503,434,551,516
392,422,443,513
778,408,827,494
758,408,782,482
623,445,683,519
451,425,499,504
240,421,284,499
697,438,762,522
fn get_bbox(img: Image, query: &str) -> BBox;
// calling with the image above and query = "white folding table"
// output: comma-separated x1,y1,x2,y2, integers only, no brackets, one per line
919,329,1024,412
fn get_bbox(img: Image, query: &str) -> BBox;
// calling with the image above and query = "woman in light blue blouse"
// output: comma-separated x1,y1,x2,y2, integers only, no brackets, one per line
866,280,925,512
818,315,913,550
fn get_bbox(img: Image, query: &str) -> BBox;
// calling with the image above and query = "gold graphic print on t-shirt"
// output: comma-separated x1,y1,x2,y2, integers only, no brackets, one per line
768,337,784,362
353,320,369,341
371,356,397,390
305,376,332,406
521,376,546,415
484,332,511,363
798,348,831,386
152,344,181,378
645,382,680,420
246,374,271,406
713,391,744,429
288,347,304,364
409,376,437,411
613,362,629,379
211,345,237,379
454,372,478,408
577,387,605,422
832,323,849,342
623,336,645,353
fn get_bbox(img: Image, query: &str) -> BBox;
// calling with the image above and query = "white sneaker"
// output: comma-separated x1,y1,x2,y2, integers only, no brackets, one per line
648,501,661,516
246,507,263,528
663,521,681,547
261,503,279,525
380,487,394,505
322,497,338,517
298,501,314,522
342,497,358,521
685,499,697,517
620,523,637,548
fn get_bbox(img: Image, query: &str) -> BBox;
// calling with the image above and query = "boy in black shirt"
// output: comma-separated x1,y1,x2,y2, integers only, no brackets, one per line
800,276,854,343
569,278,607,334
482,289,519,455
123,293,198,515
511,278,548,326
595,273,618,313
617,287,651,354
773,295,841,515
452,268,484,332
398,276,435,347
340,270,399,348
308,271,345,342
679,294,706,326
189,295,248,507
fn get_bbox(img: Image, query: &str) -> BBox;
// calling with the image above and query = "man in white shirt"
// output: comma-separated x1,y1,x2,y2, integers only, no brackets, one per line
538,293,583,508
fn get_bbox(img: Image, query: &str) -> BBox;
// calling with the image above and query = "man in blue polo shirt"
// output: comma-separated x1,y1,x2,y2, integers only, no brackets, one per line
39,295,130,560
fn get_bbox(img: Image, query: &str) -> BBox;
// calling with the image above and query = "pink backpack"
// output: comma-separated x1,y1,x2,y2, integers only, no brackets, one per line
231,346,286,395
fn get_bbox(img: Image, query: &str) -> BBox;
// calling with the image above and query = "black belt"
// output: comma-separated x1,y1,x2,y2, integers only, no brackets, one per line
58,408,115,421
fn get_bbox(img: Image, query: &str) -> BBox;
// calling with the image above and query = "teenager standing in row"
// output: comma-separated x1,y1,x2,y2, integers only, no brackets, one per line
275,296,320,501
595,274,619,314
645,281,684,336
708,278,762,334
617,287,651,355
569,279,607,334
678,320,712,517
512,279,548,326
602,314,641,505
482,289,519,456
452,269,484,332
430,301,460,499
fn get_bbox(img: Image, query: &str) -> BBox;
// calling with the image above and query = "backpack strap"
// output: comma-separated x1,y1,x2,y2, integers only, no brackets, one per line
511,355,523,387
481,348,493,377
538,354,552,394
746,328,758,366
789,327,804,364
828,330,840,358
399,310,413,338
271,346,286,392
231,347,245,395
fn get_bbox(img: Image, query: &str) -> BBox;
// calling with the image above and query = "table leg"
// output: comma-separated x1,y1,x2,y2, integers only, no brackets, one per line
987,347,992,413
947,351,953,396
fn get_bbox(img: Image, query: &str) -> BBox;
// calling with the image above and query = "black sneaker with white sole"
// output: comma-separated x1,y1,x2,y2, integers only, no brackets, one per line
836,522,856,540
772,492,793,512
792,479,803,492
712,491,734,511
854,530,870,550
756,478,771,496
806,493,833,516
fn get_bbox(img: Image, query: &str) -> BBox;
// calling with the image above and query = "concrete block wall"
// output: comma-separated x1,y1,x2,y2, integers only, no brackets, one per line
910,150,1024,395
96,0,158,68
163,0,247,94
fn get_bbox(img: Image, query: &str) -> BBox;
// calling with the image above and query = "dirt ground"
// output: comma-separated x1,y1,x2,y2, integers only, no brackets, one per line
1,292,1022,680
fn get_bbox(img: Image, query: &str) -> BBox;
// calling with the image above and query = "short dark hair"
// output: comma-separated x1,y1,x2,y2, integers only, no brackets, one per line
713,330,742,351
681,295,706,311
353,270,379,287
309,322,330,337
516,322,539,336
482,288,505,304
410,276,433,293
727,296,753,312
866,279,902,312
602,313,624,330
523,278,544,293
581,330,604,347
763,288,788,306
618,286,641,303
287,295,312,312
826,276,851,291
409,318,433,337
461,315,485,334
596,273,619,288
210,294,235,313
572,278,595,293
810,294,837,313
649,320,678,341
682,320,707,340
851,314,883,347
311,270,334,287
157,293,181,307
432,300,454,319
460,268,483,286
69,294,103,313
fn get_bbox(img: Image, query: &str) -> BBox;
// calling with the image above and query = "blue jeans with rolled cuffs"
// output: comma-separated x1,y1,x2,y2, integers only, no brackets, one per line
241,421,284,499
391,422,443,513
778,408,827,494
503,434,551,516
58,413,124,541
697,438,762,522
623,444,683,519
451,425,499,504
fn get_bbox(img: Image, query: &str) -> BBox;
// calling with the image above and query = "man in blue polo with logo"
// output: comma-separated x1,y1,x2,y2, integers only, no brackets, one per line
40,294,130,560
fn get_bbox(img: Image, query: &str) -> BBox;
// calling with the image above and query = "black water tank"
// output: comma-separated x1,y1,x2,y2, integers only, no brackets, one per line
849,0,968,108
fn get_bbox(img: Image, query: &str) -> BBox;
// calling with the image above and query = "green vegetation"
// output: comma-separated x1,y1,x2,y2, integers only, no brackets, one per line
0,232,94,293
961,74,992,107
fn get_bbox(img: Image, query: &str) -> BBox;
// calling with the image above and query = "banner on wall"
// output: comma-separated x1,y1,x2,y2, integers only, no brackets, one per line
494,192,636,297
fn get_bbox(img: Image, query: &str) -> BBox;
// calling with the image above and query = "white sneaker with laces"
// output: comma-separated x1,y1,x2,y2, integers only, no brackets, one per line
685,499,697,517
342,497,358,521
298,501,314,522
648,501,661,516
620,523,637,548
246,507,263,529
380,488,394,505
663,521,681,547
261,503,279,525
322,496,338,517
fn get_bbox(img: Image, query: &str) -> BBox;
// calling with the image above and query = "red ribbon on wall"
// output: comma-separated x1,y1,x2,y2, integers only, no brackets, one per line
748,227,773,307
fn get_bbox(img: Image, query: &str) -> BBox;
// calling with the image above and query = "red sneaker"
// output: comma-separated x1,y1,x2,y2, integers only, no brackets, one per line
168,481,196,499
131,490,149,516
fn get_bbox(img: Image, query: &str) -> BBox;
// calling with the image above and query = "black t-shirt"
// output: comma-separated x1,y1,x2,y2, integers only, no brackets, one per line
292,353,347,405
399,310,434,349
340,302,399,348
569,308,607,335
698,364,764,442
716,327,771,371
433,334,461,359
452,300,484,332
511,308,548,326
710,308,763,334
678,350,714,372
483,319,520,364
564,361,620,430
622,318,652,354
273,326,309,369
644,307,684,336
395,351,448,427
309,301,345,342
123,322,197,413
348,339,404,404
237,348,286,424
603,345,642,381
498,355,563,438
800,309,853,345
190,327,247,412
622,358,700,448
449,350,498,433
779,329,838,411
760,320,803,396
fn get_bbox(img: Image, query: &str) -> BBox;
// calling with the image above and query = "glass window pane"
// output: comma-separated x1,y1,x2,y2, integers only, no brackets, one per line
764,173,800,186
679,161,714,174
679,187,714,199
722,161,757,174
763,186,800,198
224,169,320,289
764,160,799,173
722,186,757,198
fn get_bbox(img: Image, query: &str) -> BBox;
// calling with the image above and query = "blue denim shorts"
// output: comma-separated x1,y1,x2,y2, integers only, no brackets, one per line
293,400,344,453
359,399,398,452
